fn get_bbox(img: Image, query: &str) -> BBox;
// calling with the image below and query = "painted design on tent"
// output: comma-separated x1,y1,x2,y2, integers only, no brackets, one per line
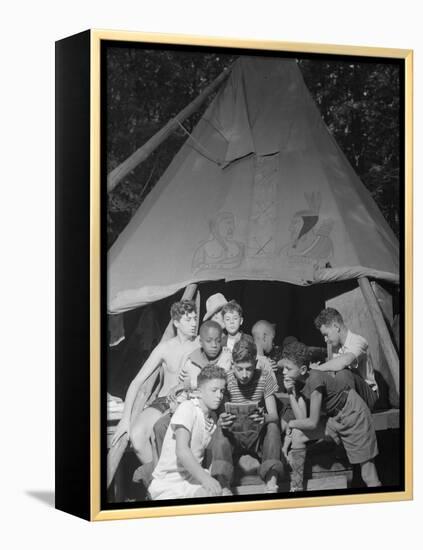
279,191,334,271
192,211,245,273
247,154,279,258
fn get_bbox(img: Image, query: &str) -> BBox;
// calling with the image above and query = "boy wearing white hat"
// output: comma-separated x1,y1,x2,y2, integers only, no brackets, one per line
203,293,228,328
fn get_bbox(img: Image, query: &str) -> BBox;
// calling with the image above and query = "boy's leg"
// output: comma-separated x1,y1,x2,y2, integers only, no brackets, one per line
286,421,328,492
288,428,308,492
210,427,236,490
360,460,381,487
258,422,284,490
327,390,380,485
130,406,163,464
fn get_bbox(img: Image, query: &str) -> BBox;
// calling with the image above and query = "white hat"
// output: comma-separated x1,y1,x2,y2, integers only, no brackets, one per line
203,293,228,321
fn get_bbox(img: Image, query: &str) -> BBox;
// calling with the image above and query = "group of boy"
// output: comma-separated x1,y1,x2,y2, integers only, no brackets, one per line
111,293,381,499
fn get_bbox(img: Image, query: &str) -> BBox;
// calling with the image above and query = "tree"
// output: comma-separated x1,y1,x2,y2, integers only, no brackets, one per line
106,50,401,247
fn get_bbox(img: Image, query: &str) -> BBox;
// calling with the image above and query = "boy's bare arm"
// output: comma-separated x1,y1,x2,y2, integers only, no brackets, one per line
289,394,307,420
121,343,166,419
110,343,165,446
289,390,322,431
175,427,221,496
311,352,357,372
263,394,279,424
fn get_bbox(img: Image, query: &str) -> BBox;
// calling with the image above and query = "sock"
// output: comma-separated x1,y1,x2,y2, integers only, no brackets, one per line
289,448,306,492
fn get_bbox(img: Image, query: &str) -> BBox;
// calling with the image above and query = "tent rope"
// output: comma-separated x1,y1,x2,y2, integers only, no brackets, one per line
175,119,225,167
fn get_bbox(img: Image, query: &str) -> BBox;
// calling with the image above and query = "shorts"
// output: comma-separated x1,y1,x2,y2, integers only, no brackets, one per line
325,389,378,464
149,396,171,414
149,477,204,500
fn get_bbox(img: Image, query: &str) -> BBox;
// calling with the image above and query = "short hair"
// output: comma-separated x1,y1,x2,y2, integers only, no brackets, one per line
314,307,344,329
282,335,298,347
282,341,309,368
170,300,196,321
197,365,227,386
222,300,243,317
232,338,257,365
251,320,276,336
199,320,223,337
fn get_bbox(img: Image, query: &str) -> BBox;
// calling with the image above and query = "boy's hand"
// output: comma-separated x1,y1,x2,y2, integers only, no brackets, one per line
258,356,276,372
168,383,186,406
202,475,222,497
283,377,296,394
178,365,189,383
218,412,236,429
111,417,130,447
249,407,265,425
217,347,232,372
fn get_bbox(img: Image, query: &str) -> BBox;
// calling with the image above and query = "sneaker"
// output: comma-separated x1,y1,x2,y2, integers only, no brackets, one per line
221,487,233,496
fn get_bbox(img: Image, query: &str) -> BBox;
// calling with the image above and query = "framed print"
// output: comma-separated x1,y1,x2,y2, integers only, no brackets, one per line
55,30,413,521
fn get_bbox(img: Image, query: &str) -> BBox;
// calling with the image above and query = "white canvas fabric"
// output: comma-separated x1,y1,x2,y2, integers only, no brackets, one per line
108,57,399,313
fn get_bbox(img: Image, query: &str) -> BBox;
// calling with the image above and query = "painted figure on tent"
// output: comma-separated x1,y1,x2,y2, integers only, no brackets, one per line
192,211,245,273
279,191,334,270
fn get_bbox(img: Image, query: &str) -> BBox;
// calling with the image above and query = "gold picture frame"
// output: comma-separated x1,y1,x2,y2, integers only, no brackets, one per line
55,29,413,521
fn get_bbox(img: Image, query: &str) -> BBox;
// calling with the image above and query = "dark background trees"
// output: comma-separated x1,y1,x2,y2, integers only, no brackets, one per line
106,48,400,247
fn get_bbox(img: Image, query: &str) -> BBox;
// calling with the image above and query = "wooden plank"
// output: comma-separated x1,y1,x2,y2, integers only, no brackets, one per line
234,484,266,495
307,475,348,491
372,408,400,431
358,277,400,397
107,68,232,193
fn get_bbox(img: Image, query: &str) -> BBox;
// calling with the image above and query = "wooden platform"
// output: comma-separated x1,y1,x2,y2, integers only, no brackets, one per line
106,408,400,501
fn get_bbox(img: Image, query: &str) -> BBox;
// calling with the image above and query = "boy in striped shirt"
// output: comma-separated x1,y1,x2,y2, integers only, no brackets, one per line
210,339,285,493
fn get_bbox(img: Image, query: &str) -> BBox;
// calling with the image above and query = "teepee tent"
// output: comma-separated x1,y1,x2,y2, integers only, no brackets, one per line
108,56,399,315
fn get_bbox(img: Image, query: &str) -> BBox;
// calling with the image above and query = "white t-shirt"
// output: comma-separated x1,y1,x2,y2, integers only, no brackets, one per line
226,334,239,352
152,399,216,483
335,330,378,391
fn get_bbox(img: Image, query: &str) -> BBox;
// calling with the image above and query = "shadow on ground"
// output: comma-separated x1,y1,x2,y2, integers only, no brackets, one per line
26,490,55,508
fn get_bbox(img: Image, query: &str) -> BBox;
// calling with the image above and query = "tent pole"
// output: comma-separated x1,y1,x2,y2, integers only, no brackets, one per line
358,277,400,396
107,66,232,193
107,283,198,489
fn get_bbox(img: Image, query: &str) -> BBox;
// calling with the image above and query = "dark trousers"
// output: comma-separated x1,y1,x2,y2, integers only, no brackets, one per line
334,369,378,411
210,422,284,486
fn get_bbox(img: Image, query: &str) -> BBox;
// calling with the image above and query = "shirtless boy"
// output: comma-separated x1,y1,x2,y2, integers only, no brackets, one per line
110,300,199,466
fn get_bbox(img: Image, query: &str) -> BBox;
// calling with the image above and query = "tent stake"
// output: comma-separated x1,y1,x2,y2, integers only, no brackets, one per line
358,277,400,396
107,283,198,488
107,66,232,193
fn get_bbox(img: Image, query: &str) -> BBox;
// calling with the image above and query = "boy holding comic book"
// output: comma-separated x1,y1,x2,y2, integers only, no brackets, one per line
210,339,285,494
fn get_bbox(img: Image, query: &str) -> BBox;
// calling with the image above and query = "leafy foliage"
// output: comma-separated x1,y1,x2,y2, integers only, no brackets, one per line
106,49,400,247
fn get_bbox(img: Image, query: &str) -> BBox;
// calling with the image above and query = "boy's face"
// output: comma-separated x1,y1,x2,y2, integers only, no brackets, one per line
199,378,226,410
200,326,223,359
281,358,307,383
319,323,341,347
174,311,197,338
211,310,225,329
233,360,255,385
223,311,243,336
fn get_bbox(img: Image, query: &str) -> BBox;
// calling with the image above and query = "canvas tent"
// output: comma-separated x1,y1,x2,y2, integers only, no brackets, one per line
108,56,399,315
106,55,401,489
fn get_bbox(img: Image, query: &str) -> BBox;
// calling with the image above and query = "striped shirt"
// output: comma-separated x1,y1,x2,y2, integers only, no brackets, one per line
225,368,278,405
